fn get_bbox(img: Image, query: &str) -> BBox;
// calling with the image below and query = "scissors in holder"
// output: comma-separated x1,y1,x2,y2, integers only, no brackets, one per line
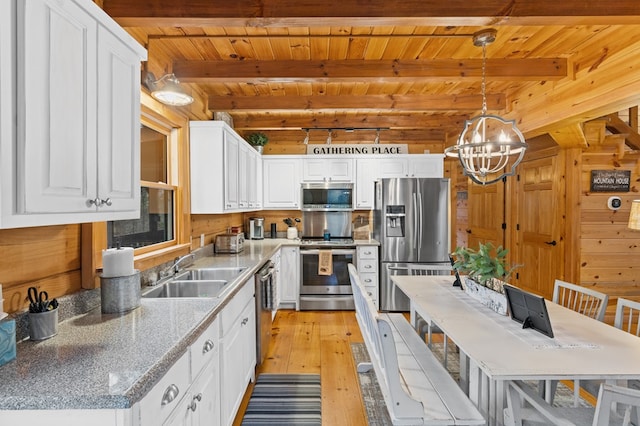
28,287,50,313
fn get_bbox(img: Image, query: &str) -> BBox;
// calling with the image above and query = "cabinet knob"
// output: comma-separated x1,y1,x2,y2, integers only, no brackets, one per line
161,384,180,406
364,265,372,269
202,339,215,354
241,317,249,326
364,279,372,283
86,198,112,207
189,393,203,412
86,198,100,207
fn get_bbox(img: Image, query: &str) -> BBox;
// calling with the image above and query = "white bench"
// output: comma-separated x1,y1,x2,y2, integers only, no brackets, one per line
348,264,485,426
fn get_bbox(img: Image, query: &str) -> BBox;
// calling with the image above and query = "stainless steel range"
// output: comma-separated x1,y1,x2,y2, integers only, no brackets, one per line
299,210,356,310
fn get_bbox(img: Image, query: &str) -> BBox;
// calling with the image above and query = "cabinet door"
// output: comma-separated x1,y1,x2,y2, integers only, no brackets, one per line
263,158,301,209
327,158,354,181
19,0,98,213
96,25,141,216
303,158,353,181
221,299,255,426
250,149,263,209
377,158,409,177
238,141,249,209
223,131,240,210
189,358,220,426
279,246,300,307
355,159,378,209
408,155,444,177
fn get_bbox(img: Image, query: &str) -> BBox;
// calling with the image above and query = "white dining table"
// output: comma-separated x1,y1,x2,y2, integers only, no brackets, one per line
392,275,640,426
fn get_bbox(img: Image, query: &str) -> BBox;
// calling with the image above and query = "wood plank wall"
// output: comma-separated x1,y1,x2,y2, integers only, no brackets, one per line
579,145,640,324
1,225,82,314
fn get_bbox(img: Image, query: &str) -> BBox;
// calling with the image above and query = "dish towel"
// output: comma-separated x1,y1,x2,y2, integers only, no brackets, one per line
318,250,333,276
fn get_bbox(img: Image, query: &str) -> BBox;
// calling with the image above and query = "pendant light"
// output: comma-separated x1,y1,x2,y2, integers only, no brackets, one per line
445,29,528,185
146,73,194,107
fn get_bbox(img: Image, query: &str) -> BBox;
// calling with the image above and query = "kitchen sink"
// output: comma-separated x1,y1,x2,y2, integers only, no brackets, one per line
142,280,229,298
174,267,248,282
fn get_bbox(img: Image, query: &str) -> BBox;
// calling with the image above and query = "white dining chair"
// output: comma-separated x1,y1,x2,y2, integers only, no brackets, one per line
541,280,610,405
505,380,640,426
553,279,609,322
614,297,640,337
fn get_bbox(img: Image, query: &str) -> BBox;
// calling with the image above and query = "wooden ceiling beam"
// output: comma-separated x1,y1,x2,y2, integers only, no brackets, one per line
208,94,505,112
605,113,640,150
230,113,468,130
174,59,566,82
103,0,640,27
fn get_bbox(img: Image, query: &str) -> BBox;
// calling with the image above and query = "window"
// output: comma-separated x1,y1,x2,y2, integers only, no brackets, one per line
107,125,176,250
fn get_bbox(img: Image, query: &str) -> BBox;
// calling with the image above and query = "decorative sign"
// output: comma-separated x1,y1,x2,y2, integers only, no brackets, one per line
306,144,408,155
590,170,631,192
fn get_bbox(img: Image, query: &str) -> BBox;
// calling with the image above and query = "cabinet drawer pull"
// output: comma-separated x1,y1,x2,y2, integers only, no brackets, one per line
364,278,372,283
202,339,214,354
189,393,203,412
161,384,180,406
364,265,372,269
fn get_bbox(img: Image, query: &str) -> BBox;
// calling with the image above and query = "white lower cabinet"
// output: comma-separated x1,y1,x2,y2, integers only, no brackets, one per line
140,315,221,426
163,359,219,426
139,351,191,426
357,246,379,308
220,281,256,426
279,246,300,309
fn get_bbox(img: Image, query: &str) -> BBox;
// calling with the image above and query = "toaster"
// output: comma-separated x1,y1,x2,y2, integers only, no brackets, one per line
215,233,245,253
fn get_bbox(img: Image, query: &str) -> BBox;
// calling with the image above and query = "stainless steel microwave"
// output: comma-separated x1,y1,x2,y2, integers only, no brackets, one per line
301,182,354,211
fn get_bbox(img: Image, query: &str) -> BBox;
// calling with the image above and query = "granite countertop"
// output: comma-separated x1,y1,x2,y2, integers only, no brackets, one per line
0,238,379,411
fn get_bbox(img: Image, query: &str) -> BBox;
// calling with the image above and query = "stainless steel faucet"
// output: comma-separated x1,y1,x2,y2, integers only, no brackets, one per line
159,253,195,279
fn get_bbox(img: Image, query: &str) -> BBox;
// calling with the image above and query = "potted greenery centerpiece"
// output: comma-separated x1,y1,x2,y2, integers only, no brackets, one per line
451,242,518,315
246,132,269,153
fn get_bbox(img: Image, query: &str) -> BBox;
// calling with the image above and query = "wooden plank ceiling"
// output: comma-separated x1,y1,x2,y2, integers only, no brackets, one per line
103,0,640,150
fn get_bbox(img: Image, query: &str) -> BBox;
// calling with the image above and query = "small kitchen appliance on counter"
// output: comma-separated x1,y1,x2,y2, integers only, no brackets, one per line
248,217,265,240
215,232,245,253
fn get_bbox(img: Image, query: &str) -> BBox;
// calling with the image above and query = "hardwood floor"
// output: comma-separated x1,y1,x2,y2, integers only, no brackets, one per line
233,309,368,426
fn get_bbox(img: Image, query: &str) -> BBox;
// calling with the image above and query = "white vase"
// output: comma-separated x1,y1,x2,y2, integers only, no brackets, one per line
462,277,508,315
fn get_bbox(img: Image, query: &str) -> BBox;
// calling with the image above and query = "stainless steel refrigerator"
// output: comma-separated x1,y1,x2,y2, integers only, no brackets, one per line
374,178,451,311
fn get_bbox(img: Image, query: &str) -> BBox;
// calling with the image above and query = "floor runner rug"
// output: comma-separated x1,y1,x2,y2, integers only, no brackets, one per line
241,374,321,425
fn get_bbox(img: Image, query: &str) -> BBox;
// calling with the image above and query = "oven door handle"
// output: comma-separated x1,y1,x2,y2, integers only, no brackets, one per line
300,249,355,255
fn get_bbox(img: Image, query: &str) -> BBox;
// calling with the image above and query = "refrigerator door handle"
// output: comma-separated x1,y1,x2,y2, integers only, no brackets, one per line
417,191,423,251
412,192,418,250
387,266,410,272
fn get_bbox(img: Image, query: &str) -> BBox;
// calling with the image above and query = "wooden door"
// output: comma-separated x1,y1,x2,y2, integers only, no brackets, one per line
466,178,506,251
512,155,565,299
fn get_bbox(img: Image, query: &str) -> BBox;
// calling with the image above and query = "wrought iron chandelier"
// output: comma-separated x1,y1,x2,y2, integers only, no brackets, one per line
445,29,528,185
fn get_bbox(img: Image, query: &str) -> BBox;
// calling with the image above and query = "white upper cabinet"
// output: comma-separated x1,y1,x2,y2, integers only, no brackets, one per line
262,156,302,209
302,157,354,182
354,155,444,209
0,0,146,228
190,121,262,213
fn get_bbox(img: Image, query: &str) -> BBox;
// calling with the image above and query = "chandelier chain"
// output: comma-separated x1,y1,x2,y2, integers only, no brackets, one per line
481,43,487,116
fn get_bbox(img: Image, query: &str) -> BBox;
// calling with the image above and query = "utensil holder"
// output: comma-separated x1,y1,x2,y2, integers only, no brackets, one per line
29,308,58,341
287,227,298,240
100,270,141,314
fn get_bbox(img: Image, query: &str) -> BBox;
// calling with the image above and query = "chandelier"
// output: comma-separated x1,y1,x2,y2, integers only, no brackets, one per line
445,29,528,185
